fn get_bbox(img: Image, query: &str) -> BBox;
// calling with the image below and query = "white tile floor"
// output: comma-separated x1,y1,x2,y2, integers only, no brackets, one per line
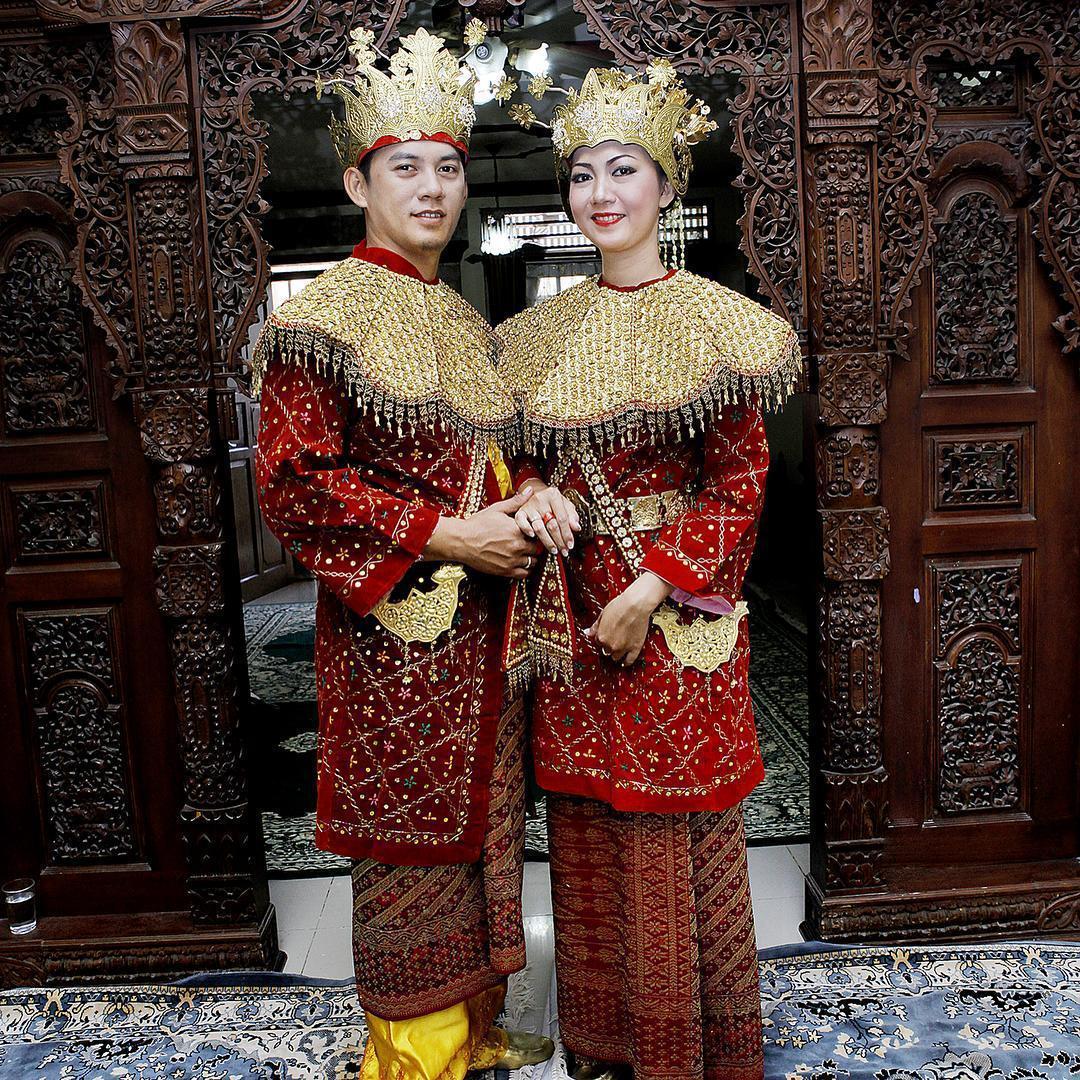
270,843,809,978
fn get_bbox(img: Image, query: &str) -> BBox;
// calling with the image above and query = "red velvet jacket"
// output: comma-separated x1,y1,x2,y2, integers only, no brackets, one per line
254,245,519,863
525,411,769,812
497,270,798,813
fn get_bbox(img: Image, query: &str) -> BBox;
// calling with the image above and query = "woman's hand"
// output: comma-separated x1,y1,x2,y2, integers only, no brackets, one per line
514,481,582,557
586,571,674,666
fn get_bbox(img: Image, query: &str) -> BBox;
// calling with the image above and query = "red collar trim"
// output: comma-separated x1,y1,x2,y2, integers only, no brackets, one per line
598,268,677,292
351,239,439,285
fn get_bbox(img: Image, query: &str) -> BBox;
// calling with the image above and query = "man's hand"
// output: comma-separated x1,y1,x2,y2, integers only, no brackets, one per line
585,571,673,666
515,482,582,557
423,488,543,578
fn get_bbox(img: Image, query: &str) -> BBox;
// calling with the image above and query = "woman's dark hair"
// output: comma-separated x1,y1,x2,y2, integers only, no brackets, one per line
357,143,467,180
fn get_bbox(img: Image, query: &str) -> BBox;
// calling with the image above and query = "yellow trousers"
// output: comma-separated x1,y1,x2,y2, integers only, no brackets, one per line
361,984,508,1080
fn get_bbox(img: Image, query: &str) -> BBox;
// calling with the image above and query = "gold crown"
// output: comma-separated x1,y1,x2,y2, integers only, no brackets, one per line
512,60,716,195
316,23,486,168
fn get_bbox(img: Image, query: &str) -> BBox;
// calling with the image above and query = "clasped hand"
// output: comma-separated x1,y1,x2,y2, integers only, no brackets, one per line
424,487,543,578
515,483,672,666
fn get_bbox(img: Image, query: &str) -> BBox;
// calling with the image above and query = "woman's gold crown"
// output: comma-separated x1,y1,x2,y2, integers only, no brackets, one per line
316,22,487,168
511,60,717,194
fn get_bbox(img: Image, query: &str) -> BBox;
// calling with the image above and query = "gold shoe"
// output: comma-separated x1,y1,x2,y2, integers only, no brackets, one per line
494,1030,556,1069
569,1055,618,1080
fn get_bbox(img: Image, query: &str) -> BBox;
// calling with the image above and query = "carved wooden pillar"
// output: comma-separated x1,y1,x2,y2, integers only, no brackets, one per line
799,0,892,936
111,19,268,931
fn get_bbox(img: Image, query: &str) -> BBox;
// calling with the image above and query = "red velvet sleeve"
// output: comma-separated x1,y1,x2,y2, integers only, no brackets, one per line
640,405,768,603
511,456,544,489
255,359,441,617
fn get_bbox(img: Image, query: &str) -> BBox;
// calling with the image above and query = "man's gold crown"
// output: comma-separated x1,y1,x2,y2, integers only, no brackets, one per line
316,23,485,168
513,61,716,195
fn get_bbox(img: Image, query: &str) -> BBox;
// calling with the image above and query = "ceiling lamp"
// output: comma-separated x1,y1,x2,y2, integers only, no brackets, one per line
464,35,510,105
513,43,550,77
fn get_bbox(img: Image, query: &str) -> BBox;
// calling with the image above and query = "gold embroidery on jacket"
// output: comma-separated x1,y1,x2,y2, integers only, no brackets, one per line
497,269,799,450
252,258,519,448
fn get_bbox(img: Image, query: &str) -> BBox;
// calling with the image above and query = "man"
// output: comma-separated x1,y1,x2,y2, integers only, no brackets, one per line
252,23,550,1080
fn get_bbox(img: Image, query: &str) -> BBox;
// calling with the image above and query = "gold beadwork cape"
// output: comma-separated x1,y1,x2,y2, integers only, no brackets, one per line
251,257,519,447
496,270,800,449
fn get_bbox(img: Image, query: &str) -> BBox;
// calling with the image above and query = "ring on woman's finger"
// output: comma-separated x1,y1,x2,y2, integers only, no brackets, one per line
524,555,533,570
541,511,556,524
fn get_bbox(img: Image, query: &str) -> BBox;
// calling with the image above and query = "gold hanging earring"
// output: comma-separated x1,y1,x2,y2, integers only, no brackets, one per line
660,198,685,270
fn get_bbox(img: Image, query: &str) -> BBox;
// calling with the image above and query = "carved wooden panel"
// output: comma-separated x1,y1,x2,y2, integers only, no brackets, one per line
927,427,1030,515
571,0,804,332
932,189,1020,384
19,608,138,864
821,768,887,890
133,179,206,388
821,507,890,581
807,144,875,352
818,351,889,426
817,428,880,507
8,480,111,564
928,64,1019,111
0,236,97,437
820,582,882,772
193,0,409,376
931,560,1024,815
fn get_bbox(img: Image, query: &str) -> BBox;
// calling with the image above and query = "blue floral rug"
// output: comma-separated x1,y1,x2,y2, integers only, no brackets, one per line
3,943,1079,1078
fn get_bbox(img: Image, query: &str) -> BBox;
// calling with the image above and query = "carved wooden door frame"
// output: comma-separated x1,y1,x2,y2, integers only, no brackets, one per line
5,0,1079,959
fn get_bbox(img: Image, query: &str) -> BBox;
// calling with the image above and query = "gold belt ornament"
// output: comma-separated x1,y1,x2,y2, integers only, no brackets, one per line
566,487,691,540
370,563,468,645
651,601,748,673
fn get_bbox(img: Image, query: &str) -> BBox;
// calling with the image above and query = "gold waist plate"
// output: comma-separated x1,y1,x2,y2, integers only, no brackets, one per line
370,563,467,645
651,600,748,673
567,487,691,540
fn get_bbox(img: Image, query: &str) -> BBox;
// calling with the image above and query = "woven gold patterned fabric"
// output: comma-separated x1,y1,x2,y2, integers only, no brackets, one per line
252,258,518,447
496,271,800,450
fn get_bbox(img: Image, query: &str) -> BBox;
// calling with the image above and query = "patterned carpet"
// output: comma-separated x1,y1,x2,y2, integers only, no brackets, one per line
4,943,1080,1078
245,595,809,876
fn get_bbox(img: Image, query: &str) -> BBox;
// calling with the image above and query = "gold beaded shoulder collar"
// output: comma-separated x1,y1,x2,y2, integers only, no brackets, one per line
251,258,519,447
496,270,800,450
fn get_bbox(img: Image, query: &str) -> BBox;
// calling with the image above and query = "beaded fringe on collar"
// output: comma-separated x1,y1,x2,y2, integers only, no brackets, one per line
496,270,800,451
251,258,520,449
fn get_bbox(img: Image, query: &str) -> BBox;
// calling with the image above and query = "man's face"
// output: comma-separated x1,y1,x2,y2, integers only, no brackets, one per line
344,140,467,261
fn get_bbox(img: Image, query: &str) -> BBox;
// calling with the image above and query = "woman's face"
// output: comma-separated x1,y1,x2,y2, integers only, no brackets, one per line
566,141,674,256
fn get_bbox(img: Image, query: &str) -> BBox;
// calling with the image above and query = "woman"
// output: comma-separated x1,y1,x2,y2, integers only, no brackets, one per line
497,63,800,1080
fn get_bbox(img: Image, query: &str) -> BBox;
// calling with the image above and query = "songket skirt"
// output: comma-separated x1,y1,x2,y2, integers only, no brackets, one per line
350,696,527,1020
548,795,764,1080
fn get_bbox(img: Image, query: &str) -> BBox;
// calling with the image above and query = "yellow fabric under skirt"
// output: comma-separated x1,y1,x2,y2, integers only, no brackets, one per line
360,983,508,1080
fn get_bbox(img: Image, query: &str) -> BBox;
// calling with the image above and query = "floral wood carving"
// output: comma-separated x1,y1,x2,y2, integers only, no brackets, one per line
820,582,882,772
932,563,1024,815
32,0,292,25
801,0,873,73
193,0,409,377
571,0,804,331
12,484,108,561
21,609,139,864
0,37,135,385
932,189,1020,384
817,352,889,426
817,429,880,506
876,1,1080,357
821,507,890,581
0,235,97,437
